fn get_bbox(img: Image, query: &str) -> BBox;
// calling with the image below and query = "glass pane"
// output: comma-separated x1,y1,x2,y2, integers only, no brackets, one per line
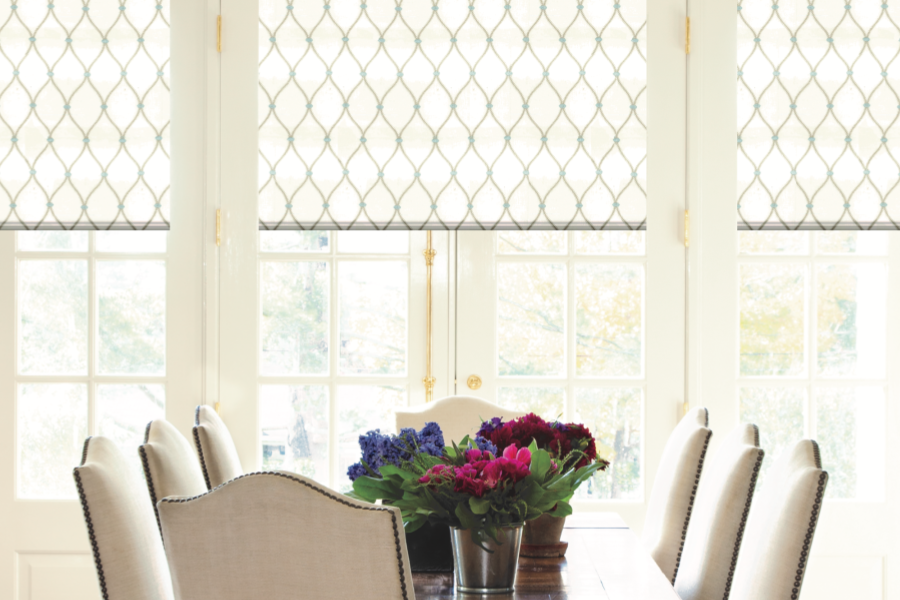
575,231,645,255
98,261,166,375
337,385,407,492
739,386,806,486
17,384,88,499
498,263,565,377
817,264,886,378
497,232,566,254
574,387,642,501
260,385,329,483
816,232,889,256
260,231,330,253
497,387,565,422
96,385,166,480
17,231,88,252
260,261,329,375
739,264,806,377
19,260,88,375
339,262,408,376
96,232,167,253
576,264,643,377
815,387,885,500
739,232,809,255
337,232,409,254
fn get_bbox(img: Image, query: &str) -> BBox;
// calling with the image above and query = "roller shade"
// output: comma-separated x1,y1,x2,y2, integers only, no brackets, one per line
258,0,647,230
0,1,170,231
738,0,900,230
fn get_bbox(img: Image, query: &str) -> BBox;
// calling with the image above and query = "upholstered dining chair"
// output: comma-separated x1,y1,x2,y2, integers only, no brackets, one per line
728,439,828,600
139,419,208,533
158,471,413,600
641,406,713,583
73,436,174,600
192,405,243,489
395,394,527,444
674,424,765,600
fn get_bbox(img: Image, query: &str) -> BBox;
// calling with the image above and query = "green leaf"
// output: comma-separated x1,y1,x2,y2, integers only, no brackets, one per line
469,496,491,515
528,438,539,454
547,500,573,518
351,476,400,503
455,502,482,531
378,465,418,481
530,449,552,482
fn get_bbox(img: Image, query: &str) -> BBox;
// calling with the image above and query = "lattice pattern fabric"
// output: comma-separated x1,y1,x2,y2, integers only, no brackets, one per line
0,1,170,231
259,0,646,230
738,1,900,230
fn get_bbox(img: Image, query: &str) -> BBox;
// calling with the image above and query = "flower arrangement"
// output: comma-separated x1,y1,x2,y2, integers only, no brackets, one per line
348,417,605,549
346,422,445,481
477,413,609,475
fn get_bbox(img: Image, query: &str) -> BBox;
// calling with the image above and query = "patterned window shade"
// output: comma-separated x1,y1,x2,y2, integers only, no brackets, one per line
738,1,900,230
259,1,646,230
0,2,170,231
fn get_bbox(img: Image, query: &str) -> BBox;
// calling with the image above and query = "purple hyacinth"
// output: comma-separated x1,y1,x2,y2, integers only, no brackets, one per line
471,436,498,456
477,416,505,439
347,422,445,482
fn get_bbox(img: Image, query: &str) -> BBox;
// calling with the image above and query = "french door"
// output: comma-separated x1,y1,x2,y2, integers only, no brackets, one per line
0,2,209,598
689,2,900,598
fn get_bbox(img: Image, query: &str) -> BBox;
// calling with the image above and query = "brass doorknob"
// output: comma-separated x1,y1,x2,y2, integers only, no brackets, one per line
466,375,482,390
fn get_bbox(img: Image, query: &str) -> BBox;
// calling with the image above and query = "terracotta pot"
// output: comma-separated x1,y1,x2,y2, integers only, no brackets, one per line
520,514,568,558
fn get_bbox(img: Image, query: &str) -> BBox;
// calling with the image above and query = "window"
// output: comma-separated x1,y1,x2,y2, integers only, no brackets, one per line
257,230,422,491
737,231,887,499
15,230,167,498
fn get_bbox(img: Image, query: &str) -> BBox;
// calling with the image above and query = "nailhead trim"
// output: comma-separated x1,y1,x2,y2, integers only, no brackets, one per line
672,429,712,584
791,471,827,600
193,406,212,490
160,471,410,600
811,439,822,469
722,448,764,600
139,423,163,538
73,437,110,600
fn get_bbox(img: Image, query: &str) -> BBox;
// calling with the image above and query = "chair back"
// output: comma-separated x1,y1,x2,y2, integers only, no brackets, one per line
159,472,413,600
642,406,713,583
729,440,828,600
192,405,243,489
140,419,208,533
674,424,765,600
395,395,527,444
73,436,174,600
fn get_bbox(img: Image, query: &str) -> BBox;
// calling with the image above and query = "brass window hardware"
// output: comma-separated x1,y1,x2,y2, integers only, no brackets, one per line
685,16,690,54
467,375,482,391
217,15,222,53
423,232,436,402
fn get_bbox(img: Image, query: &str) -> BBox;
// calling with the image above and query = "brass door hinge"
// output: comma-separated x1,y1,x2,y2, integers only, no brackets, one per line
684,209,690,248
216,209,222,247
217,15,222,53
685,16,691,54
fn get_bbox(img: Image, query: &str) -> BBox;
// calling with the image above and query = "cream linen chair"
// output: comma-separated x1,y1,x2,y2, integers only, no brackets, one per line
642,406,713,583
395,394,527,444
192,405,243,489
729,440,828,600
139,419,208,533
73,436,174,600
674,424,765,600
159,471,414,600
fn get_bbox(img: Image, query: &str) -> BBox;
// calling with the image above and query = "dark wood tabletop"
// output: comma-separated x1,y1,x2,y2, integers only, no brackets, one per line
412,513,681,600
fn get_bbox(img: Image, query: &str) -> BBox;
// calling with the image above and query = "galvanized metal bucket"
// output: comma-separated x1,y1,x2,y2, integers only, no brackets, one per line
450,525,523,594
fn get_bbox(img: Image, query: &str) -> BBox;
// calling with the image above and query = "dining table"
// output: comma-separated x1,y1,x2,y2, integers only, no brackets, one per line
412,513,682,599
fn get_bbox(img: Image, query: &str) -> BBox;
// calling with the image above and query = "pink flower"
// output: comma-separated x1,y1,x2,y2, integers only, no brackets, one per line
465,448,483,462
502,444,532,466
